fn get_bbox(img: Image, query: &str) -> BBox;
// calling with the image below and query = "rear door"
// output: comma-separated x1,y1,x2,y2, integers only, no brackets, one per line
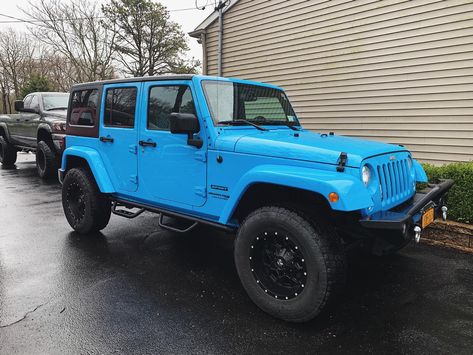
99,84,141,193
137,80,207,207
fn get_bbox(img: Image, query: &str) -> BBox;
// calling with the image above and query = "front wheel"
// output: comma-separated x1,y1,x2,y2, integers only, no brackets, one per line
36,141,57,179
234,206,346,322
62,168,111,234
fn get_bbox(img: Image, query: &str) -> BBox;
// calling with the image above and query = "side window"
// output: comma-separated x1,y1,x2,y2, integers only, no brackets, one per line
23,95,33,109
70,89,98,126
29,95,39,111
104,87,137,128
147,85,195,131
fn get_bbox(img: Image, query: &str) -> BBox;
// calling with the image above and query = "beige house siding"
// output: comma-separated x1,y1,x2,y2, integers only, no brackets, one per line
201,0,473,164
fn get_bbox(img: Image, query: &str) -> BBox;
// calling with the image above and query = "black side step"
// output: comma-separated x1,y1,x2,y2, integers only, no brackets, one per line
111,201,145,219
158,214,198,233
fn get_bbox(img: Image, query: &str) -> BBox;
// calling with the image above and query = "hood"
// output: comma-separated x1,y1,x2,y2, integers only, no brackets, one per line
215,128,406,167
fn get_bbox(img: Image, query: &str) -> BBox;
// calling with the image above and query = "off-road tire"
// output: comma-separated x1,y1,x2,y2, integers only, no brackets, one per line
0,136,17,167
234,206,346,322
62,168,111,234
36,140,57,179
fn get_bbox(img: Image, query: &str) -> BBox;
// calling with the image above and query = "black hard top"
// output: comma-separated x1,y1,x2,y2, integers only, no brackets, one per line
71,74,196,90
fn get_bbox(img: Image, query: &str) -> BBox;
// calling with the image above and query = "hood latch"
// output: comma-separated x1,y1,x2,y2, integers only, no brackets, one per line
336,152,348,172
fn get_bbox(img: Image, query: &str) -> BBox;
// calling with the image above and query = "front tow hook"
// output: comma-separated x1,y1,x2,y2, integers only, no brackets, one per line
441,206,448,221
414,226,422,243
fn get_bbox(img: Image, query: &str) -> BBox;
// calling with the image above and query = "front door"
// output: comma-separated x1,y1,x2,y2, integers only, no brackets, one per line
13,94,40,146
99,84,141,193
138,81,207,207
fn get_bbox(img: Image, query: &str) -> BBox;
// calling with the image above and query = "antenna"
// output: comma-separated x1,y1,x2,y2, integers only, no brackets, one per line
195,0,211,10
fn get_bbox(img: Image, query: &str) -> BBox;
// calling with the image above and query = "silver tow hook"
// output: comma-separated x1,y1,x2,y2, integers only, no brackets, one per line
441,206,448,221
414,226,422,243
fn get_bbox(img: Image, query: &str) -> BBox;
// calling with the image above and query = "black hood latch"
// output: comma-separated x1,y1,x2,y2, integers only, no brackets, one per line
336,152,348,172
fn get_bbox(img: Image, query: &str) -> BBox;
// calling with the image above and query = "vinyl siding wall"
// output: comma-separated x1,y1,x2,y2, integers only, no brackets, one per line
203,0,473,164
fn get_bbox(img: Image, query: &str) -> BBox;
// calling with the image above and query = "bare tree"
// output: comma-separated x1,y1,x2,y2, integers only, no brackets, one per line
22,0,117,83
0,28,35,97
102,0,199,77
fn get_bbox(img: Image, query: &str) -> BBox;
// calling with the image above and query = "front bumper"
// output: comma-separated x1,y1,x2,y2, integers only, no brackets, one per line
360,179,454,231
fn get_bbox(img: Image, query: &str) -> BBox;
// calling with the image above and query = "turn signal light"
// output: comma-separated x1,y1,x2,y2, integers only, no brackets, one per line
328,192,339,203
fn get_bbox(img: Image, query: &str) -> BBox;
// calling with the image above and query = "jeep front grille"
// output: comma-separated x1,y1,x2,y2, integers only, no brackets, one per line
376,158,411,205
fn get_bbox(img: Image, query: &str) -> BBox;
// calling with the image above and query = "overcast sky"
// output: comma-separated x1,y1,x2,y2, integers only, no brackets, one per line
0,0,215,61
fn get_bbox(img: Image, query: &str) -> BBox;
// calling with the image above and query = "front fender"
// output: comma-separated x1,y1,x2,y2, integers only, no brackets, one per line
413,159,428,183
61,146,114,193
219,165,374,224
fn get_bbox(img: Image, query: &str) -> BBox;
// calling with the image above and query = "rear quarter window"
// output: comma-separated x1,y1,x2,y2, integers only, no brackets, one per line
70,89,99,126
66,87,101,138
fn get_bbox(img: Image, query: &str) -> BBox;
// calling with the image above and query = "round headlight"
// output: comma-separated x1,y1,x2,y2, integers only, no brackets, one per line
362,165,371,186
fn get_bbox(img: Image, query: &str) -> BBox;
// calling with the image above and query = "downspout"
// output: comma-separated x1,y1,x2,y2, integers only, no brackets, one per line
217,1,226,77
201,31,208,75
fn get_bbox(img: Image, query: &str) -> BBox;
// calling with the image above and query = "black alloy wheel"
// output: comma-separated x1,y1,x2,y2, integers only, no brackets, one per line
250,231,307,300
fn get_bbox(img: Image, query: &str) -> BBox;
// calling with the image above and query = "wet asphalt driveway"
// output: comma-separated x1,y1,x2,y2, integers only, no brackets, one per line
1,153,472,354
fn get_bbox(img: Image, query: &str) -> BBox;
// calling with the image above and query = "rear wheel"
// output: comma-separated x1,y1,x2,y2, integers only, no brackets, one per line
234,206,346,322
36,140,57,179
0,136,17,167
62,168,111,234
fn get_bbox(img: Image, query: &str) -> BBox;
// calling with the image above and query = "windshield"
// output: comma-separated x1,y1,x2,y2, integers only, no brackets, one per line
202,81,299,126
42,93,70,111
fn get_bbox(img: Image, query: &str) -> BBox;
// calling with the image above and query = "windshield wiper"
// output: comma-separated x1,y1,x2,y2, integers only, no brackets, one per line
264,120,301,131
219,119,268,131
46,107,68,111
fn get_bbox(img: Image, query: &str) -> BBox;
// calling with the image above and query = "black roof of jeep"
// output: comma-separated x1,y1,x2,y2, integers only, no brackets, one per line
71,75,196,90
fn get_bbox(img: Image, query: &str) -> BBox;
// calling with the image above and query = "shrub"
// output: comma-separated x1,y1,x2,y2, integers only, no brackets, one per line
422,162,473,224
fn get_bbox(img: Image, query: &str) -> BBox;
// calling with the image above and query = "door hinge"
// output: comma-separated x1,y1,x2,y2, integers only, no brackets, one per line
194,150,207,162
194,186,207,197
129,175,138,184
129,144,137,154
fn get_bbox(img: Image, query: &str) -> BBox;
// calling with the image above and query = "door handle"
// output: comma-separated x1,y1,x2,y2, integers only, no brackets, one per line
100,136,114,143
139,140,157,148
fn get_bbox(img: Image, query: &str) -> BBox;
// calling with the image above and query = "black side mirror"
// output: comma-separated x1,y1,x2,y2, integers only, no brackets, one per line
14,100,24,112
170,113,202,148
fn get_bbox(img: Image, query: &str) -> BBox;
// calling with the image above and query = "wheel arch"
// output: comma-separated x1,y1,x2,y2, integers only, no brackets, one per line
37,124,53,145
219,164,373,225
61,147,114,193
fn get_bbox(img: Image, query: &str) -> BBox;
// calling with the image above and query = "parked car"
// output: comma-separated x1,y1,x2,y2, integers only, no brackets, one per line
59,75,453,322
0,92,69,178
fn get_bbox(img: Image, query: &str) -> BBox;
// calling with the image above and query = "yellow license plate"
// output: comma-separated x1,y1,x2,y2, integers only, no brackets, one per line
421,208,435,228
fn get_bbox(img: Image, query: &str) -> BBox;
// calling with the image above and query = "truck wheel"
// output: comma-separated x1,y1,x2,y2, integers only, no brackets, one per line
234,206,346,322
0,136,17,167
36,141,57,179
62,168,111,234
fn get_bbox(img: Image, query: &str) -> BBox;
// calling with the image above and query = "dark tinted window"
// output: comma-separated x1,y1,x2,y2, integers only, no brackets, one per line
104,88,137,128
70,89,99,126
147,86,195,130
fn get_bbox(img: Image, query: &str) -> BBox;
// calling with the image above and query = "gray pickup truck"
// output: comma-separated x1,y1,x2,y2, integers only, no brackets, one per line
0,92,69,179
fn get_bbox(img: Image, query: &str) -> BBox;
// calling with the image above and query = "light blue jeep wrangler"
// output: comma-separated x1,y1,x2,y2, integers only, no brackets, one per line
59,75,453,322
